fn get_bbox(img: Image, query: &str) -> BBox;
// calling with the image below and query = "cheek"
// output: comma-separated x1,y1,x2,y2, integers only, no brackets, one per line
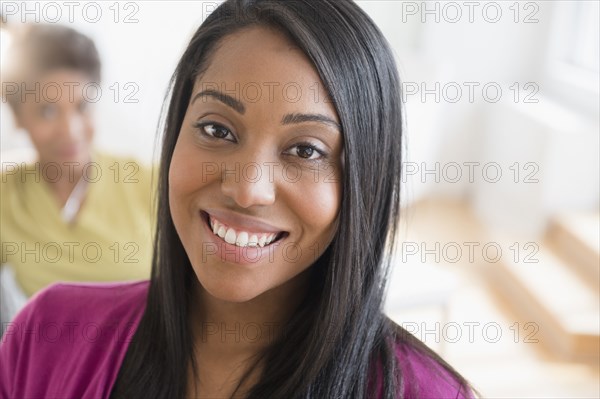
168,140,195,246
18,109,51,142
168,139,194,207
26,122,55,146
82,115,95,141
168,135,216,214
291,170,342,243
307,185,339,226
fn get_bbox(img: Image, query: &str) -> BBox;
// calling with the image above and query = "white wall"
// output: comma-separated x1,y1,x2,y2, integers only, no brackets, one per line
361,1,599,235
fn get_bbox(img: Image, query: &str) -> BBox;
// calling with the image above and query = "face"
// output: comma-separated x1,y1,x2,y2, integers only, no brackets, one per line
169,27,343,303
15,69,94,166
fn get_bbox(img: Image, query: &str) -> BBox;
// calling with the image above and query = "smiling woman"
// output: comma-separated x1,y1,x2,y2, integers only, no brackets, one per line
169,27,343,308
0,1,475,398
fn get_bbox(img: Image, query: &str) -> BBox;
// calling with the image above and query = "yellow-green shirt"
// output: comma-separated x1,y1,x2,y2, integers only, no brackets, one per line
0,152,155,297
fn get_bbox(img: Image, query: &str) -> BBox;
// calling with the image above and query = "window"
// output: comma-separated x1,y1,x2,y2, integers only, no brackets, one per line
546,1,599,116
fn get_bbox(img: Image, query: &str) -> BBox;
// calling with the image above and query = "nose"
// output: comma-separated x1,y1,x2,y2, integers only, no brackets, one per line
220,158,276,208
57,111,85,141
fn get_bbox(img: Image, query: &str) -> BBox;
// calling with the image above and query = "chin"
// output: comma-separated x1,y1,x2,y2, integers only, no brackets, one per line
203,285,266,304
194,270,269,304
210,290,261,304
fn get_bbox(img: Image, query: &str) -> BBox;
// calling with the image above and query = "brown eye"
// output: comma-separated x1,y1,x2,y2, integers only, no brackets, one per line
198,123,235,142
204,124,227,138
285,142,327,161
296,145,315,159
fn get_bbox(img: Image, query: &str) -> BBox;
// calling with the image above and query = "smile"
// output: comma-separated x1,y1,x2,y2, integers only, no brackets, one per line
206,213,287,248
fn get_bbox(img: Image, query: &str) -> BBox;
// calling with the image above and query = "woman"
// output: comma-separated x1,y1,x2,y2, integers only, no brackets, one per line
0,23,154,323
0,1,475,398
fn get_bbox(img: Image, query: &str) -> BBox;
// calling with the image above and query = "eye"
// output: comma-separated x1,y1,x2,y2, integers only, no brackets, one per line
195,122,236,142
286,142,327,161
39,104,58,120
77,101,90,113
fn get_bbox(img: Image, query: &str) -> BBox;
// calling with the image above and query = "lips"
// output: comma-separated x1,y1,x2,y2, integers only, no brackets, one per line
202,211,287,248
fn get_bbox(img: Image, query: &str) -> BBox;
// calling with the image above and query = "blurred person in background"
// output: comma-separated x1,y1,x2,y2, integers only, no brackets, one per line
0,23,154,328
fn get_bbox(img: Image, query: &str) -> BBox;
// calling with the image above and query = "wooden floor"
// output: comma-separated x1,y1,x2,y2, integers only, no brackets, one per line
385,198,600,398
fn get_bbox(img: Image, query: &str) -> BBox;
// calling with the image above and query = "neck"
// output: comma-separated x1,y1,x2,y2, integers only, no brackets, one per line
190,270,310,359
186,270,311,398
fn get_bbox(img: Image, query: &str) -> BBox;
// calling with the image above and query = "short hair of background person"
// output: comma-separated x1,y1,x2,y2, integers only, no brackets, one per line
2,23,101,114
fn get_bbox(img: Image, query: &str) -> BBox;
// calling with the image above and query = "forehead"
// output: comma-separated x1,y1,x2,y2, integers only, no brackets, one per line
192,26,336,119
36,69,92,85
17,69,92,107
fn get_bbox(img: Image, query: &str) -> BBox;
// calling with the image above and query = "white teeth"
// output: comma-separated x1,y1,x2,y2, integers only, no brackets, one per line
236,231,249,246
208,215,282,248
249,235,259,247
258,235,267,247
224,228,237,244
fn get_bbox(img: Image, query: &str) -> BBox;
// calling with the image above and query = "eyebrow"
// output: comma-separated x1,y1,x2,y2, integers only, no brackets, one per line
191,89,341,131
192,90,246,114
281,113,341,131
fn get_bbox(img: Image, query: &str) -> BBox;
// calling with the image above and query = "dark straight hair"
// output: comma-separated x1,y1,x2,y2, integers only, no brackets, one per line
111,0,473,398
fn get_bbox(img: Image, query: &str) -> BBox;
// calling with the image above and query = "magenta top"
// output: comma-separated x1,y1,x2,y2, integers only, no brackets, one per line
0,281,471,399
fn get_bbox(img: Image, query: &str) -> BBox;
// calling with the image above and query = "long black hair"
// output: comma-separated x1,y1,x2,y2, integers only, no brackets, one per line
111,1,473,397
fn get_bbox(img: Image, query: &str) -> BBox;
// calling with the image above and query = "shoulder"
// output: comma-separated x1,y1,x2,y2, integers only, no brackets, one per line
0,160,37,222
0,280,149,398
92,151,156,201
393,339,472,399
14,279,149,322
93,151,155,182
3,280,149,343
1,160,29,190
29,278,148,301
43,278,150,299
